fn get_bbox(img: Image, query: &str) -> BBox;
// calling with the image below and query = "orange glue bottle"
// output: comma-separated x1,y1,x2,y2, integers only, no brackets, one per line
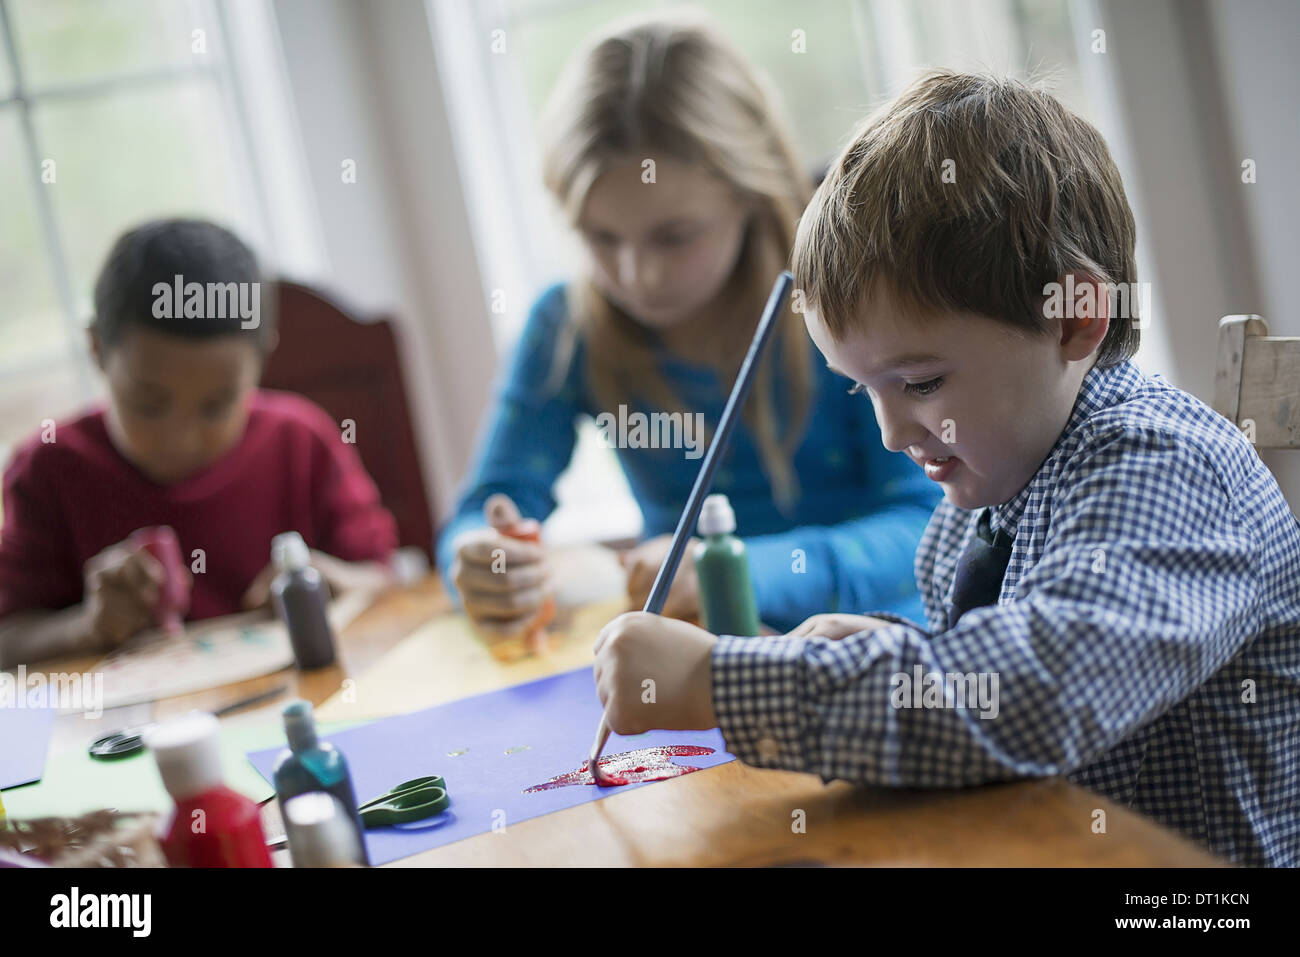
484,495,555,661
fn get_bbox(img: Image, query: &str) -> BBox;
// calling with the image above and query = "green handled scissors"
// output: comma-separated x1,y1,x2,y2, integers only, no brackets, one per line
358,775,451,828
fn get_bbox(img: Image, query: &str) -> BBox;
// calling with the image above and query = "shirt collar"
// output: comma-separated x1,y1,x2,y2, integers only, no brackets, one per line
989,360,1147,538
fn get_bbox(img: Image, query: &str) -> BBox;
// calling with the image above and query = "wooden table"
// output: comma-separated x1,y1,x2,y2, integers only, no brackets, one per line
45,575,451,757
42,576,1223,867
41,575,451,863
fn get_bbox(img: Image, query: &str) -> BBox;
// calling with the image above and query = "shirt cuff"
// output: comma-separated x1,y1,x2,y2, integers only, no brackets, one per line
711,635,809,774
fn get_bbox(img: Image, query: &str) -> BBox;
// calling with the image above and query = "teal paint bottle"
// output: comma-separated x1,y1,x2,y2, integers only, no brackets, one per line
272,700,370,866
692,494,762,637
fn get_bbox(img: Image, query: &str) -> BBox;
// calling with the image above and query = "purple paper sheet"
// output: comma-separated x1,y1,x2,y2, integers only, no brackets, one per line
246,666,734,864
0,692,57,790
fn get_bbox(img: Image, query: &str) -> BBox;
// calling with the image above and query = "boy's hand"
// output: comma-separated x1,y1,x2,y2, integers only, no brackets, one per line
593,611,718,734
450,494,555,647
309,551,394,593
785,613,896,640
620,534,701,621
83,540,173,646
242,550,393,610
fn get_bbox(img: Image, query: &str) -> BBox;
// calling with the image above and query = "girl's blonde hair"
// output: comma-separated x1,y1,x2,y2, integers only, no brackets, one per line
539,10,813,511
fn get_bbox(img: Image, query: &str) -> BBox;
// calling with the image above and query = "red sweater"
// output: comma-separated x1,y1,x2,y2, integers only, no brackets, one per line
0,390,398,620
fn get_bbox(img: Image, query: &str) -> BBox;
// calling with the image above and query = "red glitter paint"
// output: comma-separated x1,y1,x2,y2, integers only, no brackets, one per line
524,745,715,792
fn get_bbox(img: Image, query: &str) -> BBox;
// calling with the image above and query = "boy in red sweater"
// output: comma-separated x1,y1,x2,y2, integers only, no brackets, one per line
0,219,397,667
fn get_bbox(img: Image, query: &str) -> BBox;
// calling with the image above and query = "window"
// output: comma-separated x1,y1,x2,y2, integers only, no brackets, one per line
437,0,1095,545
443,0,1093,346
0,0,270,456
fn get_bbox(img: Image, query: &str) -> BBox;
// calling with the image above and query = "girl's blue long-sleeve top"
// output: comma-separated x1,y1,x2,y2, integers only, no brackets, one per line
436,283,941,632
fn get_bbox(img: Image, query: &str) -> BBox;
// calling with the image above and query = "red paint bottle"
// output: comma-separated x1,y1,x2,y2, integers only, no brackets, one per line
129,526,190,635
148,712,273,868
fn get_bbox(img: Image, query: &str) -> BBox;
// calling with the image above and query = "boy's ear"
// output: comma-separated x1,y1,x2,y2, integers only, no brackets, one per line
1057,271,1109,361
87,324,107,372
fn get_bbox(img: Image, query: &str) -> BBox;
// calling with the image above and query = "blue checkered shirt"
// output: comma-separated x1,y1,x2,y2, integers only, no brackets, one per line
712,360,1300,867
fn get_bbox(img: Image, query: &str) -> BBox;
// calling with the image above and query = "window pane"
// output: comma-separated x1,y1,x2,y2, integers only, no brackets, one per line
1012,0,1090,118
0,15,13,97
10,0,214,89
506,0,653,120
0,108,67,365
884,0,1088,117
0,358,90,462
32,78,254,314
696,0,874,163
506,0,873,167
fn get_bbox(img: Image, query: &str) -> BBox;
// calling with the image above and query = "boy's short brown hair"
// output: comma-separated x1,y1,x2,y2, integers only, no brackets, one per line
793,70,1140,367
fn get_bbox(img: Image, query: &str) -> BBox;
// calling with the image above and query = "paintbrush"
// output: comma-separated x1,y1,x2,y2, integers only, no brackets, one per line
587,271,794,785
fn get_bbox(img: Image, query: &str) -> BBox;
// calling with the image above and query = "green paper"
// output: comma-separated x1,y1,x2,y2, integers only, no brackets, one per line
1,719,362,820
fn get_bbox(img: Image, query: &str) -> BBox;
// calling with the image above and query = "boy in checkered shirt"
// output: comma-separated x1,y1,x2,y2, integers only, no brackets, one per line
591,70,1300,867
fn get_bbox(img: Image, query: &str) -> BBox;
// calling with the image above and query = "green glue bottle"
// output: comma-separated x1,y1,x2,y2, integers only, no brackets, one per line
692,494,762,637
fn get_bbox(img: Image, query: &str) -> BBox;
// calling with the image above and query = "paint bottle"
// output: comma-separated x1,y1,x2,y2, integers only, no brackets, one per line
283,792,367,867
129,526,189,635
692,494,762,637
491,518,556,661
272,700,370,865
147,711,273,868
270,531,337,670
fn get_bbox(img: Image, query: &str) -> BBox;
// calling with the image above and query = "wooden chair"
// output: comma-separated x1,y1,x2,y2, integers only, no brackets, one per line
1213,315,1300,449
261,281,435,558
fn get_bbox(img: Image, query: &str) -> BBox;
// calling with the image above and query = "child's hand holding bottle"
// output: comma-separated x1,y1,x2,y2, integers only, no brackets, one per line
451,493,555,659
83,526,191,647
